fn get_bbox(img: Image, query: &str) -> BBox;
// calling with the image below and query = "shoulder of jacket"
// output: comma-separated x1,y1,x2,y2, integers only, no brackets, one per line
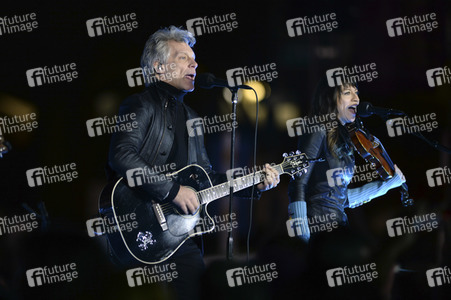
307,128,328,141
122,87,167,108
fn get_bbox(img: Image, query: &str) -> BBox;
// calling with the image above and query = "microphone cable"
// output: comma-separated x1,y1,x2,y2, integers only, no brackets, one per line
246,88,259,265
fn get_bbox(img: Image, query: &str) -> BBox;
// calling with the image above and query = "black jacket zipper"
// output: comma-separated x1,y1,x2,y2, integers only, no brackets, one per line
150,100,168,165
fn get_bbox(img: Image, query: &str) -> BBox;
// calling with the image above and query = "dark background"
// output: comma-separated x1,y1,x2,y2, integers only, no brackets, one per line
0,0,450,299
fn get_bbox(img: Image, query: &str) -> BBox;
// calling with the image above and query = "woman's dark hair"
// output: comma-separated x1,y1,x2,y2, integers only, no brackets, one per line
310,76,356,158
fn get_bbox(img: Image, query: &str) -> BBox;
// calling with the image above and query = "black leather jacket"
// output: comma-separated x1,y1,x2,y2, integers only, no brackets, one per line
108,81,258,202
108,81,224,202
288,125,354,224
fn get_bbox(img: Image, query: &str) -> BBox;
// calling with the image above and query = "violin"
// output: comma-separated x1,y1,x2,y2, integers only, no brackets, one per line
346,119,413,207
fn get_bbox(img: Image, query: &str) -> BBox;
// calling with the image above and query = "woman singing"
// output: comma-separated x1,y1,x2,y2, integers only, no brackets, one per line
288,78,406,242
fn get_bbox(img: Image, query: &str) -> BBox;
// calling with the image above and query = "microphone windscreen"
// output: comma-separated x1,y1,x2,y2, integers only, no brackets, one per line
357,102,373,117
196,73,216,89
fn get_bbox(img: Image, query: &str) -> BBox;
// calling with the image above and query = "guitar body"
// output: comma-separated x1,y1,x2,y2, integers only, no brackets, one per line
97,152,309,265
98,164,215,266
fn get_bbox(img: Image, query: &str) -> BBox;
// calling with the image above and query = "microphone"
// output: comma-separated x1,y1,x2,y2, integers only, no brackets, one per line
196,73,252,90
357,102,405,118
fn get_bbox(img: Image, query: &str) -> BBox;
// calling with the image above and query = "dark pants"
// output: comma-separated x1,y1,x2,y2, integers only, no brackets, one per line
166,238,205,300
307,199,349,228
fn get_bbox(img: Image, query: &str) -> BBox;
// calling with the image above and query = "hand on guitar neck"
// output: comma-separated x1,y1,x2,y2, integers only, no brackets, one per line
172,164,280,215
255,163,280,191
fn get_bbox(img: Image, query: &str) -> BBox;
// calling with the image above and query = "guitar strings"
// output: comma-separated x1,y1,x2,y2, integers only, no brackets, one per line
156,159,303,214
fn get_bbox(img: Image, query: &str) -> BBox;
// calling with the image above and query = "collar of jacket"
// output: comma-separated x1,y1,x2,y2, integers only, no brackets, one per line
150,80,187,103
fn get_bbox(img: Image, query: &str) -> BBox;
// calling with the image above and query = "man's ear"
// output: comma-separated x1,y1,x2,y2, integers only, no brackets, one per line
153,61,162,73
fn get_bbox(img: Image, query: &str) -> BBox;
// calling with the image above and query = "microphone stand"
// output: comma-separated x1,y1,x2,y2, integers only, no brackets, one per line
227,86,239,260
196,73,254,261
378,112,451,154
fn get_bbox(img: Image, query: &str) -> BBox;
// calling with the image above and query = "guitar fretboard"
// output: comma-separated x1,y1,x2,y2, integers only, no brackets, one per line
197,165,283,205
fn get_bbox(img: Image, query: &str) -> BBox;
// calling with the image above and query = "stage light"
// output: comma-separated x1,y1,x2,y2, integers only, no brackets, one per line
273,102,301,131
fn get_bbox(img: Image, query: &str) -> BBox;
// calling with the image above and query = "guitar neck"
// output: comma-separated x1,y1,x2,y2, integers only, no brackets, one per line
197,164,283,205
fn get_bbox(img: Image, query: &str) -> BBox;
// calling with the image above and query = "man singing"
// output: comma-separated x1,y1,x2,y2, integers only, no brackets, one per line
108,26,279,299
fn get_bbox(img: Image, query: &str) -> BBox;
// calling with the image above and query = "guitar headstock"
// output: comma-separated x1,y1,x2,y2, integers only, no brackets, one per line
280,150,309,177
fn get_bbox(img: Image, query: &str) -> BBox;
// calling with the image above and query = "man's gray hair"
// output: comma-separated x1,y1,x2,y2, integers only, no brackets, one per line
141,25,196,74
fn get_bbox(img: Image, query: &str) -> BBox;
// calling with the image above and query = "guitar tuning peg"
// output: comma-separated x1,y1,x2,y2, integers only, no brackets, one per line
282,153,288,157
296,150,301,154
289,151,294,156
